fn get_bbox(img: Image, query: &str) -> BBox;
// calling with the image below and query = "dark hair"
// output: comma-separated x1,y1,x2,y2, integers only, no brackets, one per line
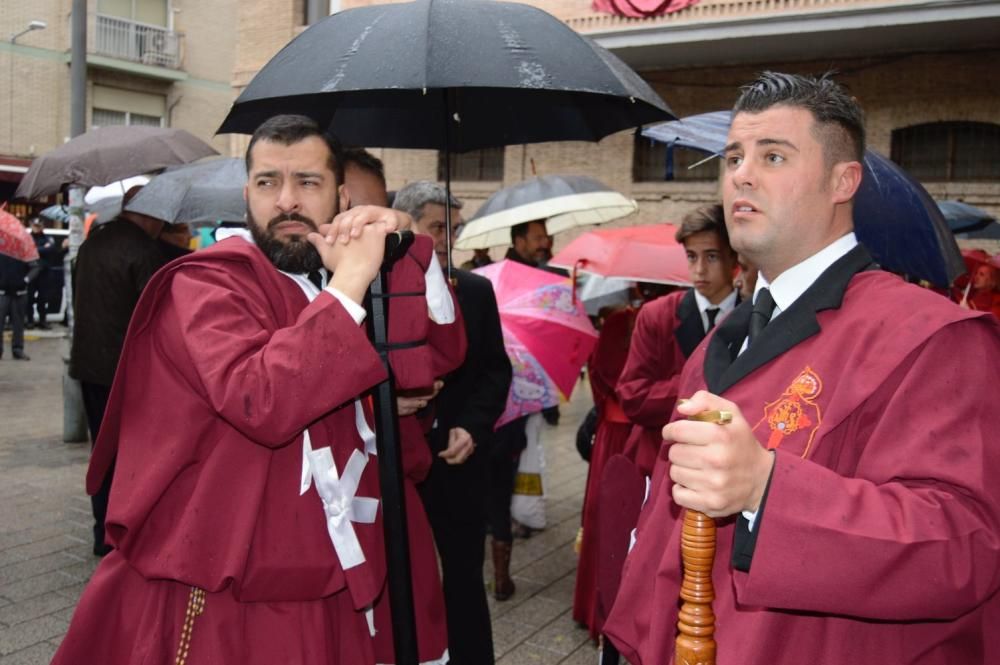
245,114,344,185
733,71,865,165
510,219,545,244
342,148,386,187
675,204,732,254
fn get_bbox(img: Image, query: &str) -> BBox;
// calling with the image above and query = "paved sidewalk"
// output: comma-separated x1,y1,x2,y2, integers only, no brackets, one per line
0,335,598,664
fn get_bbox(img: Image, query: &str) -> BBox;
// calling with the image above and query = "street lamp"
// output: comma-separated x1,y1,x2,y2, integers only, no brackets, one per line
10,20,48,44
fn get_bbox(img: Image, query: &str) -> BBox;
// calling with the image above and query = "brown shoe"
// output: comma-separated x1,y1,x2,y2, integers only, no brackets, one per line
492,539,515,601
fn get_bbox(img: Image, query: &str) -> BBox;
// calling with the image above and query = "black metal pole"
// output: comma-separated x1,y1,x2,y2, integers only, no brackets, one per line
366,232,418,665
442,89,454,281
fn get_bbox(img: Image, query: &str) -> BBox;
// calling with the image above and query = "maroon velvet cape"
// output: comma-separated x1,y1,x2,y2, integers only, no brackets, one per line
616,291,689,476
604,271,1000,664
573,307,636,637
55,238,414,664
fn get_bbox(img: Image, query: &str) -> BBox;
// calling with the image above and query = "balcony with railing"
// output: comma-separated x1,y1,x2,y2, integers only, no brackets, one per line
94,14,181,69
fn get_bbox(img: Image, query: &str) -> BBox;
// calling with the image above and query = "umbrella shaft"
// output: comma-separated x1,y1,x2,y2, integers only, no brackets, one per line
366,270,419,665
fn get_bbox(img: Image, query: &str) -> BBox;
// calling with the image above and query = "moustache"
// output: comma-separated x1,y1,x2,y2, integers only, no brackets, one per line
267,213,318,233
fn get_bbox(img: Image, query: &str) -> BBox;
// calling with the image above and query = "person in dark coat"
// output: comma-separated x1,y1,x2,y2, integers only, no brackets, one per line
69,186,170,555
395,181,513,665
26,218,59,329
0,249,40,360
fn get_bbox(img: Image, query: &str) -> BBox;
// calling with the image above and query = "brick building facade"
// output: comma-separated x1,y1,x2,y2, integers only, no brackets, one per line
0,0,237,210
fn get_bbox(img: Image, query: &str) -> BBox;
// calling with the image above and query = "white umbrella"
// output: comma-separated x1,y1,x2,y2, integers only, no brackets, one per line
454,174,637,250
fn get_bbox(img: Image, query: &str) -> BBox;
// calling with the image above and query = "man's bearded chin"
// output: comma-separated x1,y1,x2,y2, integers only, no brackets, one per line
248,212,324,273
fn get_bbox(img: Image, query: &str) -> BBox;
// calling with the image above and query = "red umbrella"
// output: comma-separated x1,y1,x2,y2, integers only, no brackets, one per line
549,224,690,286
0,207,39,262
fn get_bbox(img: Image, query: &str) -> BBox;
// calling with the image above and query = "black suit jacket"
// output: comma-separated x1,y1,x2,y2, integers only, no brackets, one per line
427,269,512,453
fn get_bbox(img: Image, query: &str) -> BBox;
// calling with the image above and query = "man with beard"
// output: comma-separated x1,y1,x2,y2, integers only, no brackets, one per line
53,115,415,665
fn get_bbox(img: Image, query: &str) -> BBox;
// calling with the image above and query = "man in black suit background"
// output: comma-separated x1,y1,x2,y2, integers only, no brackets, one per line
394,181,512,665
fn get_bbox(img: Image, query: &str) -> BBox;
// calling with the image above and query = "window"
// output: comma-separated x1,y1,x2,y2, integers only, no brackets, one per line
91,86,166,129
438,147,505,182
92,108,163,128
891,122,1000,181
633,133,717,182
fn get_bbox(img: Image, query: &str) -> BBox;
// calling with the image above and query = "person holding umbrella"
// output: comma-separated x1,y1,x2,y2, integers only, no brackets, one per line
52,115,416,665
604,72,1000,665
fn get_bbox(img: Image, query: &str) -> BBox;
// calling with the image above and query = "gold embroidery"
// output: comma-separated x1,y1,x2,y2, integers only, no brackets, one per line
755,366,823,457
174,586,206,665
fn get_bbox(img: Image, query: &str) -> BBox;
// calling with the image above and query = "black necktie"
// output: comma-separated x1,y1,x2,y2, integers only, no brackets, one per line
748,288,776,347
307,270,324,290
705,307,720,332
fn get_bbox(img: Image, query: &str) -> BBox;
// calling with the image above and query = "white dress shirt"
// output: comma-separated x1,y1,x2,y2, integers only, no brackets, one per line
693,288,738,333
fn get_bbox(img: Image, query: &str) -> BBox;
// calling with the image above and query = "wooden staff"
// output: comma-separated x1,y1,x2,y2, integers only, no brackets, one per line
675,407,731,665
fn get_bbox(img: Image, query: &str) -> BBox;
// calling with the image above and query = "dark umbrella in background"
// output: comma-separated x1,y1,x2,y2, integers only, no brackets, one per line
15,126,218,200
217,2,673,662
642,111,966,286
124,157,247,225
937,200,1000,240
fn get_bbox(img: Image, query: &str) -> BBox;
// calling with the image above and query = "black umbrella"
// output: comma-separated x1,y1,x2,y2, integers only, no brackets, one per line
217,0,672,151
217,4,673,662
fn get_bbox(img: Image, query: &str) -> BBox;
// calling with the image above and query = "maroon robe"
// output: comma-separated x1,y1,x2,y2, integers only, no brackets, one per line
616,289,703,476
56,238,389,664
605,251,1000,665
573,306,636,638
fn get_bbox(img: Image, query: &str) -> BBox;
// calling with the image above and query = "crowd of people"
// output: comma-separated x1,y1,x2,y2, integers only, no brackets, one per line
5,71,995,665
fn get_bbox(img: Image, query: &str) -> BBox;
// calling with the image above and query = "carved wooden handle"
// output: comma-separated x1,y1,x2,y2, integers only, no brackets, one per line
675,402,724,665
675,509,716,665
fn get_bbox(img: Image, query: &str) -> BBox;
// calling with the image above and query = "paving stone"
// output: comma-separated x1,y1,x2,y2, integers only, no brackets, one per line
0,591,78,627
497,641,566,665
492,616,540,658
0,641,60,665
504,595,568,628
526,609,591,656
0,614,67,656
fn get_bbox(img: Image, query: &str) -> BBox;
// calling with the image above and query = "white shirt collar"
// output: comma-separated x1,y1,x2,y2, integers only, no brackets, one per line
279,267,329,300
693,287,738,314
693,287,738,333
754,232,858,314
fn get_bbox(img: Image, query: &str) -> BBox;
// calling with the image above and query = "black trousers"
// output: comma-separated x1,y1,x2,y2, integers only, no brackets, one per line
80,381,113,551
488,417,527,543
0,291,26,354
420,446,495,665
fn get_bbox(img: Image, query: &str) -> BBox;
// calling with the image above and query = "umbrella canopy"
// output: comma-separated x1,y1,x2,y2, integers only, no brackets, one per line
577,274,633,316
217,0,673,151
15,126,218,200
938,200,996,233
642,111,965,286
39,204,73,225
0,208,40,262
473,260,597,426
454,175,638,250
937,200,1000,240
125,158,248,225
549,224,691,286
85,176,151,205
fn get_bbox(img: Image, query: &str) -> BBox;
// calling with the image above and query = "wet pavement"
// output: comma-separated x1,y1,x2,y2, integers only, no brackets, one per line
0,332,599,664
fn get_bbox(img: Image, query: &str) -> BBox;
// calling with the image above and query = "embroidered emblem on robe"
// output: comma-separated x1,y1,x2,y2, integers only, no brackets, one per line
754,366,823,456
